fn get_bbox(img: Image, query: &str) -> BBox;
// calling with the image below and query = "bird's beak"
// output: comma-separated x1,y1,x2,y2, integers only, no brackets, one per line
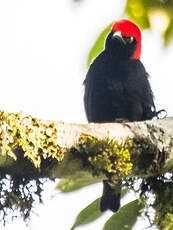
112,31,126,45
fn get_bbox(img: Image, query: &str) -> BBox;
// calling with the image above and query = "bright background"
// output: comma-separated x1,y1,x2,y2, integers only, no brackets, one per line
0,0,173,229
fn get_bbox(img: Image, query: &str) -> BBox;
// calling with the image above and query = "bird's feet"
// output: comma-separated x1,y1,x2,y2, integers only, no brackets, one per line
114,118,129,123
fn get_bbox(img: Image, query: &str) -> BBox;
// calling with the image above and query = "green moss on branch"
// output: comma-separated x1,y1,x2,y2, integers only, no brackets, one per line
71,133,133,178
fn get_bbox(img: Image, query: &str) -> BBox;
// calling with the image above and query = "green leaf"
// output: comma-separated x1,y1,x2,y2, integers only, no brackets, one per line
125,0,149,29
125,0,173,46
87,23,112,68
71,197,103,230
70,188,130,230
57,173,102,193
103,199,144,230
164,23,173,46
164,11,173,46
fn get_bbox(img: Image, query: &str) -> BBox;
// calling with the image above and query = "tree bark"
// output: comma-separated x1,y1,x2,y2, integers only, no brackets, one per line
0,111,172,180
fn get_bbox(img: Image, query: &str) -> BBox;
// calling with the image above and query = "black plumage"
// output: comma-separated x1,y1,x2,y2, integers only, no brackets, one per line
83,19,156,212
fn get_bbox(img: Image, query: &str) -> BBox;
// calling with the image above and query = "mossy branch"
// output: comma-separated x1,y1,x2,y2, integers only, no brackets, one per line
0,111,172,180
0,111,173,227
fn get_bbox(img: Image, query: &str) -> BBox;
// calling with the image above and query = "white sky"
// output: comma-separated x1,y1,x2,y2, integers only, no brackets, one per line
0,0,173,229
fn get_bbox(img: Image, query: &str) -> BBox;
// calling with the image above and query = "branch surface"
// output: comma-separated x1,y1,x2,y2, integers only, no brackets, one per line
0,111,172,180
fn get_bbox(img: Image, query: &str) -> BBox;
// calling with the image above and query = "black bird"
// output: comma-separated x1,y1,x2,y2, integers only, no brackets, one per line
84,19,157,212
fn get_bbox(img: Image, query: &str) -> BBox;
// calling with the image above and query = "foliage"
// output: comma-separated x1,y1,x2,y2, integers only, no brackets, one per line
87,24,112,68
71,197,102,230
57,172,101,193
125,0,172,45
69,187,129,229
103,199,145,230
68,173,173,229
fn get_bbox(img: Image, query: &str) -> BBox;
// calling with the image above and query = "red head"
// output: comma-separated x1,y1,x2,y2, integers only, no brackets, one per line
112,19,141,59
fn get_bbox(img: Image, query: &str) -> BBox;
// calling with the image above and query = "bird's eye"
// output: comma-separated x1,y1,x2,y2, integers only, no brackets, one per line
129,36,134,43
113,31,122,38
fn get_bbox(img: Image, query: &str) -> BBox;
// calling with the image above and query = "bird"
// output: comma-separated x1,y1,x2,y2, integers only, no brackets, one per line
83,19,157,212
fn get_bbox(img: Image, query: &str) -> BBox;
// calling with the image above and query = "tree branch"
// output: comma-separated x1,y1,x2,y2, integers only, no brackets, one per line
0,111,172,180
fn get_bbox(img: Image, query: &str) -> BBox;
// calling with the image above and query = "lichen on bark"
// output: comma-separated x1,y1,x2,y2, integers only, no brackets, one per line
0,111,66,168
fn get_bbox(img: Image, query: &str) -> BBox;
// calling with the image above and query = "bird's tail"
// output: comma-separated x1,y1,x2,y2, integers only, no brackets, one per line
100,180,121,212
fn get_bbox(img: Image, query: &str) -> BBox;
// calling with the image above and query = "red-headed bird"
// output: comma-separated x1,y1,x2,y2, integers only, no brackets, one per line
84,19,157,212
